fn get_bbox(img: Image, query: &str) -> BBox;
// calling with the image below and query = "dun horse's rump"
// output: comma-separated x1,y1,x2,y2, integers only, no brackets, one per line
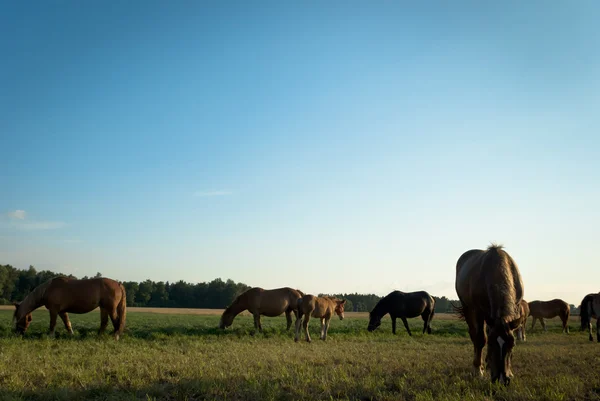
455,245,524,385
529,299,570,333
294,295,346,342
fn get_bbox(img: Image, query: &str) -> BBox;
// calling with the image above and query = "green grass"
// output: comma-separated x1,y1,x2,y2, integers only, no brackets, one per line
0,310,598,401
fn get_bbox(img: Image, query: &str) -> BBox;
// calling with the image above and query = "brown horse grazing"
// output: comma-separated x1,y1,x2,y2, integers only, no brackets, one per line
455,245,524,385
529,299,570,333
579,293,600,342
219,287,303,333
294,295,346,342
367,290,435,336
13,276,127,340
515,300,530,342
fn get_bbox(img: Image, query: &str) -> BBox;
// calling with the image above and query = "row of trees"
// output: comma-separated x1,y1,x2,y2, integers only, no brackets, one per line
0,264,577,313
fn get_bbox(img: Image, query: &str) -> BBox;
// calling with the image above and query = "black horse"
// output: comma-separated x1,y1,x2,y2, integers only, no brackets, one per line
367,290,435,336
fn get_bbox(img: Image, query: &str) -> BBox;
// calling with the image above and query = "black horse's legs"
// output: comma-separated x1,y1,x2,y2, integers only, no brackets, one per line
401,317,412,336
540,318,547,332
392,317,397,334
531,317,536,331
422,314,429,334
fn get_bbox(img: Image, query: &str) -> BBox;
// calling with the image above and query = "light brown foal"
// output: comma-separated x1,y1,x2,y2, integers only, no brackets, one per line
294,295,346,342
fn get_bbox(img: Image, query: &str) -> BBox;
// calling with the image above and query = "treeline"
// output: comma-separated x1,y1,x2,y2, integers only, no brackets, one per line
0,265,249,309
1,264,578,314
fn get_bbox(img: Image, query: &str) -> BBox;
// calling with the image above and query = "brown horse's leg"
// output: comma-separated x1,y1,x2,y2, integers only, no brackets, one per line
109,308,120,340
48,310,58,337
59,312,74,335
531,317,536,331
540,318,547,332
98,309,109,335
470,316,486,377
303,315,311,343
400,317,412,336
322,318,331,341
252,313,262,334
285,310,293,331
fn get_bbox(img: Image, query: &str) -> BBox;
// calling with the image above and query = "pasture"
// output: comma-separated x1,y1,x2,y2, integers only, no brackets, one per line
0,308,598,401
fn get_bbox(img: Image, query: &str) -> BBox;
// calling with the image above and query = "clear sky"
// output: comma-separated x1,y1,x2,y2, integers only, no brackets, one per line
1,2,599,305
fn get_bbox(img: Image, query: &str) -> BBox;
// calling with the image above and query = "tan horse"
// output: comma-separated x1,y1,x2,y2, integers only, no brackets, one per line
579,293,600,342
294,295,346,342
13,276,127,340
455,245,524,385
515,300,530,342
529,299,570,333
219,287,303,333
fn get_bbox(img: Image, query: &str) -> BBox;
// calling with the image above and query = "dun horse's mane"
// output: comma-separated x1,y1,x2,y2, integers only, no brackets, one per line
14,278,53,321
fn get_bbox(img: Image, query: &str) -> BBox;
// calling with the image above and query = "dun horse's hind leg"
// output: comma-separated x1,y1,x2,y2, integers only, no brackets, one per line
401,317,412,336
562,314,570,334
98,309,109,335
59,312,74,335
303,315,312,343
322,318,331,341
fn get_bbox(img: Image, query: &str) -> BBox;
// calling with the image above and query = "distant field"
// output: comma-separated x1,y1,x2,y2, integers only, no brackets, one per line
0,309,597,401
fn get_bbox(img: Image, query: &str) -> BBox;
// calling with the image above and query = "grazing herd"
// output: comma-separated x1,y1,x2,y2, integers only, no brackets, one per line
8,244,600,386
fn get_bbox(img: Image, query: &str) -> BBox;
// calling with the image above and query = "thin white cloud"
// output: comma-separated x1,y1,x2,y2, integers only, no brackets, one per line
8,210,27,220
193,190,232,198
2,210,66,231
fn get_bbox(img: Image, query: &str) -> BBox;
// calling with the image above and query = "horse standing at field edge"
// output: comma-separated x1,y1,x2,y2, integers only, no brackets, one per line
219,287,303,333
455,245,524,385
294,295,346,342
579,293,600,342
529,299,570,333
13,276,127,340
515,299,529,342
367,290,435,336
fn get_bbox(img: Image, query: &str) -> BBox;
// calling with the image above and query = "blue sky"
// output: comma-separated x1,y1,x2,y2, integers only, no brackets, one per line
1,2,599,304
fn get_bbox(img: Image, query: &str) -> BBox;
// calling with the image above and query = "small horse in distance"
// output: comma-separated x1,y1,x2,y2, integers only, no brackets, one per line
455,245,524,385
515,300,530,342
13,276,127,340
529,299,570,333
579,293,600,342
294,295,346,342
367,290,435,336
219,287,303,333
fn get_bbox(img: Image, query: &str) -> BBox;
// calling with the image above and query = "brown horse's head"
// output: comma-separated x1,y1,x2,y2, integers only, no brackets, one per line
335,299,346,320
13,302,32,335
367,312,381,332
219,308,234,329
487,319,519,385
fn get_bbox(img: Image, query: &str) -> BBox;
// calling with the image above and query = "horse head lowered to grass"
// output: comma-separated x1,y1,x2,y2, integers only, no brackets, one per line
455,245,524,385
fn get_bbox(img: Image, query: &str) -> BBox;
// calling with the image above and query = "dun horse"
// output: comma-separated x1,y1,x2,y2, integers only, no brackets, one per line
529,299,570,333
294,295,346,342
579,293,600,342
515,300,530,342
367,290,435,336
219,287,303,333
455,245,524,385
13,276,127,340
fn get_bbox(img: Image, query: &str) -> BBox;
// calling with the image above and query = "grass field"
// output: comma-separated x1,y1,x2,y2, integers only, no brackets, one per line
0,309,598,401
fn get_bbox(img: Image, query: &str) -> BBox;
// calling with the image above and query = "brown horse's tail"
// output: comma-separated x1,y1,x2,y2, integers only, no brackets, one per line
116,283,127,337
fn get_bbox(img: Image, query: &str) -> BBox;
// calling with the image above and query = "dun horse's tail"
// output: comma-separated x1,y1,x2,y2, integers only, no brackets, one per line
116,283,127,337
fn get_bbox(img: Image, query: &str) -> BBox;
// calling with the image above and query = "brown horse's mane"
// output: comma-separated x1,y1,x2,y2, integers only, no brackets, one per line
483,244,520,322
14,278,53,321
